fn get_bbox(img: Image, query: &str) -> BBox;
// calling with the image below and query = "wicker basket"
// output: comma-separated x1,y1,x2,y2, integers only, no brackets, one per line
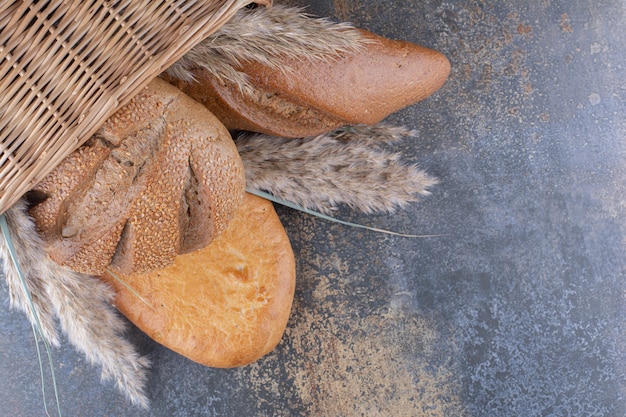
0,0,270,215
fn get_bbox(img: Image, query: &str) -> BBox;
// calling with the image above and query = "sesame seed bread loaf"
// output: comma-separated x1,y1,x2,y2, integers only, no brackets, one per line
29,78,245,275
102,193,296,367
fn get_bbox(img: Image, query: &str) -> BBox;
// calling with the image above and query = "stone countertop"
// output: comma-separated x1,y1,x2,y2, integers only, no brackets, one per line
1,1,624,416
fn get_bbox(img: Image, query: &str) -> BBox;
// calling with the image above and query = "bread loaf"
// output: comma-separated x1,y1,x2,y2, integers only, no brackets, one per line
102,193,296,367
29,78,245,275
163,29,450,138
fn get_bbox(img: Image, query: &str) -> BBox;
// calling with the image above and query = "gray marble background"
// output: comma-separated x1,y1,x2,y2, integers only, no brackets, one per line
1,1,624,416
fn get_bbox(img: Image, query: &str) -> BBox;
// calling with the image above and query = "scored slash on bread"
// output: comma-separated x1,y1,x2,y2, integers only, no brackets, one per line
29,78,245,275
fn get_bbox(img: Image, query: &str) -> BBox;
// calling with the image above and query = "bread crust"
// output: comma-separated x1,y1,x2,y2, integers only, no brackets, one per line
102,193,296,368
30,78,245,275
164,29,450,138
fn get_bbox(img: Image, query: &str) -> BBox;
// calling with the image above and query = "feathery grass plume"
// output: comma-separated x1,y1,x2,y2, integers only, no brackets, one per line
1,200,60,346
1,210,62,416
238,124,438,214
166,5,369,95
0,200,151,409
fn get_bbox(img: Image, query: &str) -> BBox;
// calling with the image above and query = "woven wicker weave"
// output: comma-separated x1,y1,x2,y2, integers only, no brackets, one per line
0,0,270,215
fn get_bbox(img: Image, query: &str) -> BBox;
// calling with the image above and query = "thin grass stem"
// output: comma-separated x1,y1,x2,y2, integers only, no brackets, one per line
246,188,445,238
105,268,154,310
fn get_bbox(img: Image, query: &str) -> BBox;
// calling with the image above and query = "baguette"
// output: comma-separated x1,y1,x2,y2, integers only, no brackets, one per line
164,29,450,137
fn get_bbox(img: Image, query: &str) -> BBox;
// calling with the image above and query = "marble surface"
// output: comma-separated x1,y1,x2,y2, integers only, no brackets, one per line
1,1,624,416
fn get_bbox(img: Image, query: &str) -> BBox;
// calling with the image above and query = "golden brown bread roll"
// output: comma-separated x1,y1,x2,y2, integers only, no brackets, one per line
163,29,450,137
102,193,296,367
29,78,245,275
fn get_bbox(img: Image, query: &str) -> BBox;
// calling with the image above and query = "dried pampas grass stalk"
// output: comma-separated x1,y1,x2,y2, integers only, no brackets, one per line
166,5,368,94
238,124,438,214
1,211,62,417
1,203,59,346
0,201,150,409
